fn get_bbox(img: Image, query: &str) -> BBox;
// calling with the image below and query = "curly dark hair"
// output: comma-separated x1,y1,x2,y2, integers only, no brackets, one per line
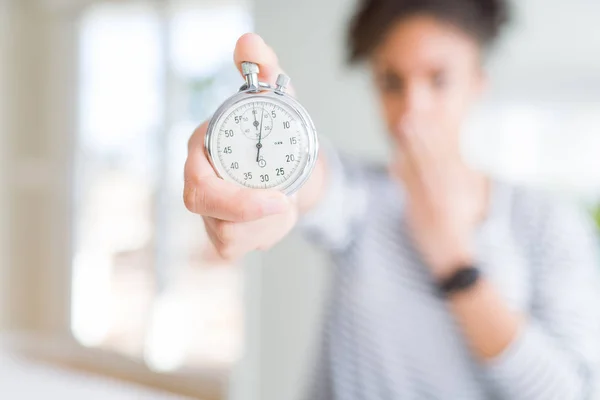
348,0,511,63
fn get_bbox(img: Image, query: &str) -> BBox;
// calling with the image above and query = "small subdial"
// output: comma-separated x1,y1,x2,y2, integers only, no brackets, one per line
240,107,273,140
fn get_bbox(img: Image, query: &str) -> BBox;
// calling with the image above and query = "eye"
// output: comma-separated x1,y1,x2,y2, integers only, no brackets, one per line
431,71,449,90
378,71,403,93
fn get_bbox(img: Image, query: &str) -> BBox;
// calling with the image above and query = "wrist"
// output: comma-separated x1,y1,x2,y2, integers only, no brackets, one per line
430,241,475,281
436,265,482,298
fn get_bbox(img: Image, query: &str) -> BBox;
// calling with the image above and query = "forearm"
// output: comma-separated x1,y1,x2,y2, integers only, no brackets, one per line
446,275,591,400
447,278,523,359
429,228,523,360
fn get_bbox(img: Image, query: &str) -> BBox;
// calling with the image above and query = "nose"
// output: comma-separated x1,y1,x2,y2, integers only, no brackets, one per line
398,81,432,119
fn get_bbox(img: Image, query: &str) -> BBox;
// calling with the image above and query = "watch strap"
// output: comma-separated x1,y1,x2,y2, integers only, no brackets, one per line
438,266,481,297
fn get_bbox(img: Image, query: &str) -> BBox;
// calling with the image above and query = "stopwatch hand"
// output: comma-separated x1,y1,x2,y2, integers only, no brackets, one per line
256,110,265,162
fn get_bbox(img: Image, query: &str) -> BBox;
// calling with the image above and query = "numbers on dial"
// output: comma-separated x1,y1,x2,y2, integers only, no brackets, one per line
240,107,273,140
216,99,306,190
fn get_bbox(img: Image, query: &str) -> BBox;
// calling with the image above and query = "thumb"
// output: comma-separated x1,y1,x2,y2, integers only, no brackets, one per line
233,33,295,94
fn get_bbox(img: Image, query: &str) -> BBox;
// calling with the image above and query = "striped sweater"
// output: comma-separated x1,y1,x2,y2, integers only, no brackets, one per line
300,149,600,400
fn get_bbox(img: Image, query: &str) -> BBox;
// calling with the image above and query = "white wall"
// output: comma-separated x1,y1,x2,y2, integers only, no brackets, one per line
243,1,600,400
248,1,376,400
0,0,12,329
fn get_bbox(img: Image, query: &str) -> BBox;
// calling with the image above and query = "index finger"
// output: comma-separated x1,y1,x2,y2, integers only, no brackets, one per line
184,121,291,221
186,121,213,178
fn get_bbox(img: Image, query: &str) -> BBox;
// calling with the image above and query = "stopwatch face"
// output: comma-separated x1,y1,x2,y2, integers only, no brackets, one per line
206,93,317,195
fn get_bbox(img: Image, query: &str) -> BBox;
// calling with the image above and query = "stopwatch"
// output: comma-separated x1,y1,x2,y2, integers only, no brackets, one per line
205,62,318,196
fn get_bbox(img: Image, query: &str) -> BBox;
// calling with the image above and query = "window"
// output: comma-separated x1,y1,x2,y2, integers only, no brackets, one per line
71,0,252,372
464,101,600,195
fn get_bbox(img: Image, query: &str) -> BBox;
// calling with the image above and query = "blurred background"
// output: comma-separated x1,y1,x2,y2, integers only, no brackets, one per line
0,0,598,399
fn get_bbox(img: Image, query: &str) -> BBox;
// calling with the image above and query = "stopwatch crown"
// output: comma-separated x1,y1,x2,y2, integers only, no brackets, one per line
241,62,259,76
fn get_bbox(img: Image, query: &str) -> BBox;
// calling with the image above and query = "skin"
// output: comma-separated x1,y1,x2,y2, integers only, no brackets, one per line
184,20,523,361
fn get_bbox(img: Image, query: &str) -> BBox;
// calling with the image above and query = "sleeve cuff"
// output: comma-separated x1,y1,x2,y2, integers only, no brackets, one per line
297,141,367,253
483,323,587,400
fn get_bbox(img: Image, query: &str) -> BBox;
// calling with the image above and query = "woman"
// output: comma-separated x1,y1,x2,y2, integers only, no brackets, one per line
184,0,600,398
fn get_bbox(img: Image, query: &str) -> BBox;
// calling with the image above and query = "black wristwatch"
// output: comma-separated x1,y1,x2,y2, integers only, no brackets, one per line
438,266,481,297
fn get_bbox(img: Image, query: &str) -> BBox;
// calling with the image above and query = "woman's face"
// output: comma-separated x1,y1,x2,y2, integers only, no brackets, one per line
372,15,485,146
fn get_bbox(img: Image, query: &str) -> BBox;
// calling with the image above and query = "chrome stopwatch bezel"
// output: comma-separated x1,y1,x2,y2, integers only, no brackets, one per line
205,85,319,196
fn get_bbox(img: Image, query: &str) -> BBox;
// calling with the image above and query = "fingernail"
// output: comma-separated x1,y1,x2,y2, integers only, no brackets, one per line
261,194,289,216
